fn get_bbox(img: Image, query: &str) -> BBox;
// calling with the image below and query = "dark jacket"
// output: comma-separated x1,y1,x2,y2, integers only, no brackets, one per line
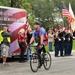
58,31,66,42
65,33,73,44
27,32,32,44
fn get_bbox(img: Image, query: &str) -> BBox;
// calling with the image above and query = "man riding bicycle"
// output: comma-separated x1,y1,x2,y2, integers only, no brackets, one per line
29,21,48,68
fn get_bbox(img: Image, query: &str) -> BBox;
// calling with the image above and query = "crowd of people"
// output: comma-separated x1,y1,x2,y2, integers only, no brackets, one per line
0,24,75,67
0,21,48,68
48,26,75,57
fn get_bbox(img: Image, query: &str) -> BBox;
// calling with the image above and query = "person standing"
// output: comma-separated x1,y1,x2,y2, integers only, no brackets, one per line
54,29,60,57
69,31,73,56
0,30,3,59
48,30,54,52
65,29,73,56
18,29,27,62
26,29,32,61
1,26,11,66
58,26,64,57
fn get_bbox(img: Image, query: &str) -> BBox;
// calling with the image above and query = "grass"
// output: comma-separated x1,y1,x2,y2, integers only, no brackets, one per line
32,40,75,52
72,40,75,50
46,40,75,51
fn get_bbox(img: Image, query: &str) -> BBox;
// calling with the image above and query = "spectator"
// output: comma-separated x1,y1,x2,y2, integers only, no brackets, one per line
0,30,3,59
1,26,11,66
18,29,27,63
48,30,54,52
26,29,32,61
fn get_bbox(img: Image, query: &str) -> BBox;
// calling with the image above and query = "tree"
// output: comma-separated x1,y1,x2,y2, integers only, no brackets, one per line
0,0,75,28
52,0,75,27
0,0,10,6
29,0,55,29
19,0,35,28
29,0,75,28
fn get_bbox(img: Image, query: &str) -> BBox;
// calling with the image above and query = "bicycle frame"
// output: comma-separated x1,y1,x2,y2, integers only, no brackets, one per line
29,45,51,72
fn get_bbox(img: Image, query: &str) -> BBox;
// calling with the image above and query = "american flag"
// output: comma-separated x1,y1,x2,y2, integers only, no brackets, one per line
62,4,71,17
62,3,74,24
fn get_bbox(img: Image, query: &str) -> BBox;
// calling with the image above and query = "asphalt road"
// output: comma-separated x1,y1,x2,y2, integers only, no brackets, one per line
0,51,75,75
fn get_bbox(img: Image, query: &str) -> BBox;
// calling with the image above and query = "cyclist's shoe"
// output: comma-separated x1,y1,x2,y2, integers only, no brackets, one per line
38,63,42,68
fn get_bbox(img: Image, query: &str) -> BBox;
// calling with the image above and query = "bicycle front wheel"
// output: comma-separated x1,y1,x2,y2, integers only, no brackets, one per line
30,52,38,72
43,52,51,70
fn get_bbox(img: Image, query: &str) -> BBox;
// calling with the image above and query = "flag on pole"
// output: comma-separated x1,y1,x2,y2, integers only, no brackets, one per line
62,3,75,31
62,3,71,17
69,3,75,18
68,3,74,24
69,3,75,31
68,16,74,24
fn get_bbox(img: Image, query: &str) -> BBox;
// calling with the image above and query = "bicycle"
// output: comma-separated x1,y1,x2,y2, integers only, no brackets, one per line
29,45,52,72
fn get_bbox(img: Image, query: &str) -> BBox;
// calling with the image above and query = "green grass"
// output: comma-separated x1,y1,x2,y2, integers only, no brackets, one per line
46,40,75,51
72,40,75,50
32,40,75,52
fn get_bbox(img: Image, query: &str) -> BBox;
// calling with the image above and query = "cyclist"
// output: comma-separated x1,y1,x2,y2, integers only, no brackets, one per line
29,21,48,68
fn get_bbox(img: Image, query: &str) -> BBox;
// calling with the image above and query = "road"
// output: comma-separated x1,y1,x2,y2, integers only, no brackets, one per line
0,51,75,75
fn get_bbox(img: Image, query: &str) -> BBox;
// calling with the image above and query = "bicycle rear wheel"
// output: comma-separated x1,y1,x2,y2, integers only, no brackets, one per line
30,52,38,72
43,52,51,70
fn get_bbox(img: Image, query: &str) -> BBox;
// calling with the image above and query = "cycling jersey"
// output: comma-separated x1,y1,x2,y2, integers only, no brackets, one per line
32,27,48,45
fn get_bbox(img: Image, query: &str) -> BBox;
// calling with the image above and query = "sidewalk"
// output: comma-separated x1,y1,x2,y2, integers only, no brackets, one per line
50,50,75,61
50,50,75,55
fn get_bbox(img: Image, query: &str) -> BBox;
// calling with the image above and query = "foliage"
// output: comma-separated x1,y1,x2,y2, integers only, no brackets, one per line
29,0,55,28
0,0,75,29
0,0,10,6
